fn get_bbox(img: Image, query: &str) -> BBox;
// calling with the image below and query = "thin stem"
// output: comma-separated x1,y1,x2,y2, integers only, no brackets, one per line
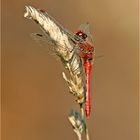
80,104,90,140
77,134,82,140
85,127,90,140
80,104,84,118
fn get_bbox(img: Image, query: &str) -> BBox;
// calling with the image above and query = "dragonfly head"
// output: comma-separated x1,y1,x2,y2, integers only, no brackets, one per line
75,30,87,41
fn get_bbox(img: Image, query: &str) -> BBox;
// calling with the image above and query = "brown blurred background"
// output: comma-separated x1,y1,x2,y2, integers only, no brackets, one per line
2,0,139,140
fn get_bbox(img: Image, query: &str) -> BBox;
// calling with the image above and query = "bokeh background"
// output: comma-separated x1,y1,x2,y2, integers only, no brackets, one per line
2,0,139,140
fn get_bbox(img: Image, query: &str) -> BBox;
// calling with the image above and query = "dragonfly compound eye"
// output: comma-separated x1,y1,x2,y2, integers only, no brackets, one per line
75,30,87,40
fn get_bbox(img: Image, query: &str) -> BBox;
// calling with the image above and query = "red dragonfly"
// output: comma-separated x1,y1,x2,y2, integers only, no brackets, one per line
24,6,95,118
74,30,94,118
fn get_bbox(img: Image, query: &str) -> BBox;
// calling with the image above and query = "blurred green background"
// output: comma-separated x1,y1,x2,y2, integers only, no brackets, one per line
2,0,139,140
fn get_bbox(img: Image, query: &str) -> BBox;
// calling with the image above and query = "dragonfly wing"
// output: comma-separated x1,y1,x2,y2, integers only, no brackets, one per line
24,5,78,61
30,32,60,58
78,23,94,45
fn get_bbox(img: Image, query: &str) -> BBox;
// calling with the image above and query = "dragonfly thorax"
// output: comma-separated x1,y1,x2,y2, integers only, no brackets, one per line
79,42,94,63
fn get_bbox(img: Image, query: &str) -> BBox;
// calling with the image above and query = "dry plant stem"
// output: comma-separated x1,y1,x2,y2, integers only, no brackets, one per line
80,104,90,140
78,134,82,140
80,104,84,118
86,128,90,140
24,6,91,140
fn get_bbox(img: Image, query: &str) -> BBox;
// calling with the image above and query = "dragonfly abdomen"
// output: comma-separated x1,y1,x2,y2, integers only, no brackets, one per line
84,62,92,118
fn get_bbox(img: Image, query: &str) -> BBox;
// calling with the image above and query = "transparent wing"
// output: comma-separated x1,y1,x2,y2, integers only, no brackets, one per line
30,32,56,53
30,31,56,47
37,8,84,44
24,6,86,61
24,5,85,71
78,23,94,45
30,32,68,62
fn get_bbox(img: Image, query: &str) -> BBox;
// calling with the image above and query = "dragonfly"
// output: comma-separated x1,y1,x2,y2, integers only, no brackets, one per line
74,30,94,118
24,6,95,118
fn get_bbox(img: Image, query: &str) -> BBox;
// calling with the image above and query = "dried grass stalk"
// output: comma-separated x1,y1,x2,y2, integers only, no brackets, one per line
24,6,90,140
